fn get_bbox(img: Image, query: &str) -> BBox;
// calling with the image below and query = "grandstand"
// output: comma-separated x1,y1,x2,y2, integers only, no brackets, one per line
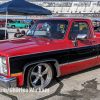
0,0,100,18
26,0,100,18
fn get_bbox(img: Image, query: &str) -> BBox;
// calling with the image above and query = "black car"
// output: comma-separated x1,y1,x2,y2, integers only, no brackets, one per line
0,30,8,40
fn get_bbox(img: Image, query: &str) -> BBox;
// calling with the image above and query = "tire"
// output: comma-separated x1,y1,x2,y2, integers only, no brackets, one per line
12,25,15,29
0,25,3,28
25,25,28,29
27,63,54,89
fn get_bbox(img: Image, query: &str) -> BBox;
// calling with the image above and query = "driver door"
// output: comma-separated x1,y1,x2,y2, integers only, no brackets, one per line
67,20,98,73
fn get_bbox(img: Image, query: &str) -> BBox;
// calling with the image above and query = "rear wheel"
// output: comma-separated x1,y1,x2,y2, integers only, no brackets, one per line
27,63,54,89
12,25,15,29
25,25,28,29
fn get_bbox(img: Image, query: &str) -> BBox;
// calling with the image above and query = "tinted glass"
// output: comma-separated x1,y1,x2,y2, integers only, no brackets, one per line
68,21,91,40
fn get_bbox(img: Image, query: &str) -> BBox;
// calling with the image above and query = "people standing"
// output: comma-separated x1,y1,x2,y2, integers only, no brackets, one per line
14,29,21,38
18,30,25,38
31,19,34,26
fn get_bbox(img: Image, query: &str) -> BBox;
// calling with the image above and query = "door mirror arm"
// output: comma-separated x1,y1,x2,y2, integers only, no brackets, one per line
72,37,78,47
72,34,87,47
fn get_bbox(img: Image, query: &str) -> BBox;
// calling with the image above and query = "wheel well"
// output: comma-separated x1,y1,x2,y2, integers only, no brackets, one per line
12,25,15,27
23,61,58,85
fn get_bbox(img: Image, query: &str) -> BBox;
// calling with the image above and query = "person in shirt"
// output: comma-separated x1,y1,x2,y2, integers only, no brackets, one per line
18,30,25,38
14,29,21,38
29,20,35,28
30,20,34,26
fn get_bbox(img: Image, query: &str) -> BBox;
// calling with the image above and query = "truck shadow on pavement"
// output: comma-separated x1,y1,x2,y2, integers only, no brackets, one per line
0,66,100,100
37,78,99,100
37,66,100,100
0,92,18,100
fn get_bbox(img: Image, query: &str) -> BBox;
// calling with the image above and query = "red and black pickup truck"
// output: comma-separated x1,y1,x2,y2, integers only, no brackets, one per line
0,18,99,89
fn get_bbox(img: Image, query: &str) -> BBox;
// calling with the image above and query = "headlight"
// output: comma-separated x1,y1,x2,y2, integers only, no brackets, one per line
0,56,7,75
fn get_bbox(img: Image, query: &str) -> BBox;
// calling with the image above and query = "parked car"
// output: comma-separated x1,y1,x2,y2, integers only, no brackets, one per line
0,21,5,27
0,30,8,40
7,20,30,29
0,18,99,89
0,19,13,27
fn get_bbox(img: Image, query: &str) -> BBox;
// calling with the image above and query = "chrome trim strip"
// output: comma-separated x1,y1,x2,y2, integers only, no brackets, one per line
59,63,68,67
59,56,97,67
8,57,10,76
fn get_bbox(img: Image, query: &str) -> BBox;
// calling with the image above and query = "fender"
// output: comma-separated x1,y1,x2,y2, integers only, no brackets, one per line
23,59,61,84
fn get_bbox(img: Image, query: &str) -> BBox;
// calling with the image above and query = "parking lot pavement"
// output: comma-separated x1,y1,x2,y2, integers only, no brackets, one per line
1,28,100,100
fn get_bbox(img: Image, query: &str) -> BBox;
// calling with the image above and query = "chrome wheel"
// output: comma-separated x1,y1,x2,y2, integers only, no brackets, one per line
29,63,53,89
12,25,15,29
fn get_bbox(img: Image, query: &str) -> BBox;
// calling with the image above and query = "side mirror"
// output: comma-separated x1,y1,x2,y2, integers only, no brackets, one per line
77,34,87,41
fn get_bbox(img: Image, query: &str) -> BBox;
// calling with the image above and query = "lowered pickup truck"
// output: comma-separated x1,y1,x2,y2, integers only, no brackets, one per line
0,18,100,89
7,20,30,29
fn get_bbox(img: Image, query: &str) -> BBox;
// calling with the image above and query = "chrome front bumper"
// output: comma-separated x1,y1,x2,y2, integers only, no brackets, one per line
0,76,16,88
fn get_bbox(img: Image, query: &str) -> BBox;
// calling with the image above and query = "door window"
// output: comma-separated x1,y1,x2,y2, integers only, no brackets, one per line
68,21,91,40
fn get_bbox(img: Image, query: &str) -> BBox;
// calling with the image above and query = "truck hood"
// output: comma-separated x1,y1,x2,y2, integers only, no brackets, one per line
0,36,53,56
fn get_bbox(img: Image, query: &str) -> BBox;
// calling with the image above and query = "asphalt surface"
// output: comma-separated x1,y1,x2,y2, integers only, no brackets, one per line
0,28,100,100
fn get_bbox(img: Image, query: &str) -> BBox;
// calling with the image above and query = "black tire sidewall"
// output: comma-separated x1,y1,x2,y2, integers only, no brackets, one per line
25,25,28,29
12,25,15,29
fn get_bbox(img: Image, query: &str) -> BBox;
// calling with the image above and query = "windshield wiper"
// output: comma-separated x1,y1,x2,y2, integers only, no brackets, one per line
26,34,33,36
41,35,52,41
26,34,36,38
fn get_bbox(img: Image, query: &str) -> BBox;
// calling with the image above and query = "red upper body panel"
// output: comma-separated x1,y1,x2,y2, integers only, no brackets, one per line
0,18,96,57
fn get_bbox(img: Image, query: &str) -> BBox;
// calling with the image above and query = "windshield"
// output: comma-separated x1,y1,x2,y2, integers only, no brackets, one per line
26,20,69,40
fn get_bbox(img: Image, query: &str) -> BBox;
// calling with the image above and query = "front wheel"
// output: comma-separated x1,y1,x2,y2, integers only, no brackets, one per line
25,25,28,29
12,25,15,29
27,63,54,89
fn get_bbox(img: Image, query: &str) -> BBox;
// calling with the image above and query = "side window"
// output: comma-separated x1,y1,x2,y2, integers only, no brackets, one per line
17,21,20,23
68,21,91,40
